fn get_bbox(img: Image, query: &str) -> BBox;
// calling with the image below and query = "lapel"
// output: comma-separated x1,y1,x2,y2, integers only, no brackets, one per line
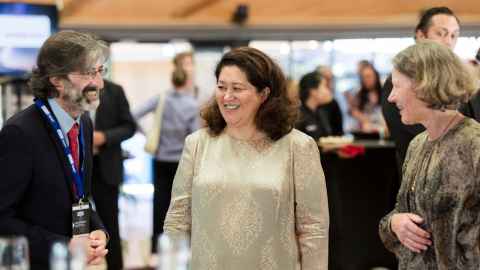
35,101,76,203
80,113,92,195
95,84,111,129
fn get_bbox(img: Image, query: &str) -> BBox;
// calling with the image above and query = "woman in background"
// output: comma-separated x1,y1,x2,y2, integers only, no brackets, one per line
134,67,199,253
296,71,343,141
317,66,344,136
348,63,387,133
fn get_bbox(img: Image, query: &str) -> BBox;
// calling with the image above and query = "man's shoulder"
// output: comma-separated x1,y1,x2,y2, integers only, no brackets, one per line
2,104,45,144
104,79,122,90
101,80,125,98
5,104,42,129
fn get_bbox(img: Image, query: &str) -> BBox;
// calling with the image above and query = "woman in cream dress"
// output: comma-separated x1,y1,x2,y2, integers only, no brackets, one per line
164,47,329,270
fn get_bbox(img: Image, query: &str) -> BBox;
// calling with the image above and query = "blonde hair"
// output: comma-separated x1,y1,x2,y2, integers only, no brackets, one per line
393,40,477,109
173,51,193,67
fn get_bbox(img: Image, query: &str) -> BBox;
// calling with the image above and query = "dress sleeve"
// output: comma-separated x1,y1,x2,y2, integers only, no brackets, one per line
163,133,197,234
427,138,480,269
378,203,401,255
378,135,418,256
293,136,329,270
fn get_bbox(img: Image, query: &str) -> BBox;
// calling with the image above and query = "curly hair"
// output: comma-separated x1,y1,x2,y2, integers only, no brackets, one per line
201,47,298,141
393,40,477,109
29,30,108,99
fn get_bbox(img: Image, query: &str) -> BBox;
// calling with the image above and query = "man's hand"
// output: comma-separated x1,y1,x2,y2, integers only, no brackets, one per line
87,230,108,265
93,131,106,147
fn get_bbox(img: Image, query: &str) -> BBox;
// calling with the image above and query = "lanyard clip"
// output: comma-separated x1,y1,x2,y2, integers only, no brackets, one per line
78,197,87,205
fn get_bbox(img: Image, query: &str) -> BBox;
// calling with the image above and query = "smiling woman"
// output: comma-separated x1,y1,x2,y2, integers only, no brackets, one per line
163,47,330,270
202,47,298,141
215,65,267,135
379,40,480,270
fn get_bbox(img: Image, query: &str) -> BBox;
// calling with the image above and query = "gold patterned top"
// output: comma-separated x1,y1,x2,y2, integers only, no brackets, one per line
164,128,329,270
379,118,480,270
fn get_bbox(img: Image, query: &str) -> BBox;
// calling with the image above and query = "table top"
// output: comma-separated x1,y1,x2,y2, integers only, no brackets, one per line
319,139,395,151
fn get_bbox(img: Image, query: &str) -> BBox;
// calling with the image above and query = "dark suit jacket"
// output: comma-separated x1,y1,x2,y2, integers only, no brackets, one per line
0,101,104,269
459,91,480,121
94,80,136,186
381,75,424,172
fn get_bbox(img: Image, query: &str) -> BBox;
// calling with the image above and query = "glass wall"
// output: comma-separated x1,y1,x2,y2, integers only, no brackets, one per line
114,36,480,189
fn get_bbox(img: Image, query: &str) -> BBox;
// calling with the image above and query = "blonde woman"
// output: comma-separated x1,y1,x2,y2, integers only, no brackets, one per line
379,40,480,269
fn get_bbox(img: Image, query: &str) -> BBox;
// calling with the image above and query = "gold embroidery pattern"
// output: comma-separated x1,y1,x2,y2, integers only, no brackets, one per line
220,191,263,255
195,170,228,209
192,227,218,270
293,141,318,192
229,136,274,171
234,136,273,153
260,238,278,270
166,129,328,270
280,209,297,258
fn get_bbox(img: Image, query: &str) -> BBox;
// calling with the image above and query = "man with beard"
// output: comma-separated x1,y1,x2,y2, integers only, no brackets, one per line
0,31,109,269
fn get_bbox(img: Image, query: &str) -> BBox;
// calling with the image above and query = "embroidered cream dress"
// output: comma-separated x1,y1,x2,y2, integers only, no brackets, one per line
164,128,329,270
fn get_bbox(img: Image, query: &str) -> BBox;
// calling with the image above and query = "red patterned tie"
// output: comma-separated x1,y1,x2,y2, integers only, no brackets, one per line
67,123,80,171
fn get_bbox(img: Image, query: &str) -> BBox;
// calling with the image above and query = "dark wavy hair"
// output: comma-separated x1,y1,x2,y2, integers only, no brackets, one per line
201,47,298,141
415,7,459,36
357,64,382,111
298,71,322,106
29,30,108,99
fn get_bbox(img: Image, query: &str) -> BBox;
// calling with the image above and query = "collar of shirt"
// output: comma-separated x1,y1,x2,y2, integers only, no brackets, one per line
47,98,81,146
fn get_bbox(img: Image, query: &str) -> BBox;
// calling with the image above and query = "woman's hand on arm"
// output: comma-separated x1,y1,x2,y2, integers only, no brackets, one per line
390,213,431,253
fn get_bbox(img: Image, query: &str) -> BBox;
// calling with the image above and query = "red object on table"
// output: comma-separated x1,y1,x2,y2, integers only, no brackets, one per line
337,144,366,158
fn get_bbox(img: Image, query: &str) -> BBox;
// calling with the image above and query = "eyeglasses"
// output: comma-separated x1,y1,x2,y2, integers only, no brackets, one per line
70,65,108,79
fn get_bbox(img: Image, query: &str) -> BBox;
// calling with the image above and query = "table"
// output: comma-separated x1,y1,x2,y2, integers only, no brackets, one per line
320,140,399,270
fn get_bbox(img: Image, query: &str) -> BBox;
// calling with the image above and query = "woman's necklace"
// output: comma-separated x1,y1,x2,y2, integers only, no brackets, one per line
409,112,460,193
436,112,460,140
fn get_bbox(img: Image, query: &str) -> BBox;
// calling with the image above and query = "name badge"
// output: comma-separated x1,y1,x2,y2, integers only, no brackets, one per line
72,203,90,236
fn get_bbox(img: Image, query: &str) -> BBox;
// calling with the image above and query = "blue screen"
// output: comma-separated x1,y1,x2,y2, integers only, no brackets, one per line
0,3,58,77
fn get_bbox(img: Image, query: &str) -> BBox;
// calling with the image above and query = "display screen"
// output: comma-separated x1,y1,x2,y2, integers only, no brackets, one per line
0,3,58,77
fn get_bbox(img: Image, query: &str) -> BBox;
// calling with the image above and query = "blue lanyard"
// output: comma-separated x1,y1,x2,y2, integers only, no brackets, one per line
34,99,85,200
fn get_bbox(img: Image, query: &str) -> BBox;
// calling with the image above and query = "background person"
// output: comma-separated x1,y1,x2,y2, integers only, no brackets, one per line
91,79,136,270
296,71,343,141
134,67,199,254
348,63,386,133
459,47,480,120
381,6,461,171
